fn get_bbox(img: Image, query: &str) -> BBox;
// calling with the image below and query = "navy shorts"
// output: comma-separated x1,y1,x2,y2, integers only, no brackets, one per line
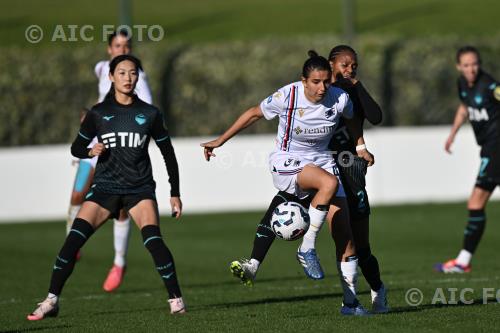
84,189,157,219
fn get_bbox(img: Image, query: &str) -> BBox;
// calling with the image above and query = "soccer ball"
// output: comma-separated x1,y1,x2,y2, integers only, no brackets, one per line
270,202,310,241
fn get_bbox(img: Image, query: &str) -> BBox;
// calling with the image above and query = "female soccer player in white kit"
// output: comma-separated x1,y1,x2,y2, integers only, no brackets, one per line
66,29,153,292
202,51,369,315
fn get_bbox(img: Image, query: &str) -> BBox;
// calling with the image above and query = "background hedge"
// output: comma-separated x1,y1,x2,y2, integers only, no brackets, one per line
1,35,499,146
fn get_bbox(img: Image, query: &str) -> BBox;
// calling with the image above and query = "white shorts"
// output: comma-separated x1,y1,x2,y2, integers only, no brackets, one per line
268,151,345,199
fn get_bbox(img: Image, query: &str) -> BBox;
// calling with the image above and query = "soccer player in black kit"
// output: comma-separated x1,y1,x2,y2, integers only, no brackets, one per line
27,55,185,321
230,45,389,314
435,46,500,274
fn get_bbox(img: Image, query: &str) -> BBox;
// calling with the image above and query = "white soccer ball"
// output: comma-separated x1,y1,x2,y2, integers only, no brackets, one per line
270,202,310,241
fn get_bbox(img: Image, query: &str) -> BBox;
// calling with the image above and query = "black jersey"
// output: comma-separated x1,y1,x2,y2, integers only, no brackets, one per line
328,81,383,155
458,70,500,147
72,96,180,195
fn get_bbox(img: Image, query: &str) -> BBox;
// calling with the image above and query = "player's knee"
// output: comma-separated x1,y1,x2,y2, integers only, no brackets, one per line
467,201,486,210
319,175,338,196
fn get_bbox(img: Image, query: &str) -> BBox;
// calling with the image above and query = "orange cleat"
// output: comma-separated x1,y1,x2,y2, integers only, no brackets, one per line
103,265,126,292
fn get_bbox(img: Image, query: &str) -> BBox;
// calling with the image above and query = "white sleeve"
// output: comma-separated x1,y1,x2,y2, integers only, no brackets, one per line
94,61,104,78
259,88,286,120
136,70,153,104
340,93,354,119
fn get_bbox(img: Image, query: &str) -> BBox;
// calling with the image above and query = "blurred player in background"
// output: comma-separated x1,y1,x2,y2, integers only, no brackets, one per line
28,55,184,321
202,51,370,315
66,29,153,292
435,46,500,273
230,45,388,314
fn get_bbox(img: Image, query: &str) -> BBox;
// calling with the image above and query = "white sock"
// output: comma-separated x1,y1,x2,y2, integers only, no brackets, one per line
456,249,472,266
66,205,80,235
300,205,327,251
47,293,58,302
337,259,359,306
113,218,131,267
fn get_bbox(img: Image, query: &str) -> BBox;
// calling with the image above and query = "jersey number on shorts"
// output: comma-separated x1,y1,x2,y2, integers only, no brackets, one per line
479,157,490,177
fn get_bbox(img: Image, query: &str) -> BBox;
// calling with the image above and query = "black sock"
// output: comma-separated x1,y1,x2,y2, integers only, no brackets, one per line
250,192,306,262
49,218,94,295
142,225,182,299
357,247,382,291
463,209,486,254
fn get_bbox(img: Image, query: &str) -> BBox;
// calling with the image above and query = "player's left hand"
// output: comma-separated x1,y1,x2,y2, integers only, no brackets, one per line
170,196,182,219
357,149,375,167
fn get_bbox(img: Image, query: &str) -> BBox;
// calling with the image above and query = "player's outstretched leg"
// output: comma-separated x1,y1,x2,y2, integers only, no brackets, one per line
230,192,293,285
28,218,95,321
141,225,185,314
435,187,491,274
103,210,131,292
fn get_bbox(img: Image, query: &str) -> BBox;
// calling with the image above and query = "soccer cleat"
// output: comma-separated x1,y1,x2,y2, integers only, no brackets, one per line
27,297,59,321
371,284,390,314
103,265,126,292
168,297,186,314
230,259,256,286
434,259,471,274
296,247,324,280
340,302,371,316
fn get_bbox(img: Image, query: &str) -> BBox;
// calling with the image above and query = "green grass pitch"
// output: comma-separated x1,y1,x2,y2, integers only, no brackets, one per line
1,202,500,332
2,0,500,46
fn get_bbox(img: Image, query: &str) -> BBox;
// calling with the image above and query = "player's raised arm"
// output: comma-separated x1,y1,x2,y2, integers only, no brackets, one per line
200,105,264,161
445,103,468,154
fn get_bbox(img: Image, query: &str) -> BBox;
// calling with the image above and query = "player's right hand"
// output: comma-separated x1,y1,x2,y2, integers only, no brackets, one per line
445,136,454,154
200,139,222,161
358,149,375,167
89,143,106,157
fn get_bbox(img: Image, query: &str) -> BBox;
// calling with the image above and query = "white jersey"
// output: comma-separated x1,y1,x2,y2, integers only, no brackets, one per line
94,60,153,104
260,81,353,156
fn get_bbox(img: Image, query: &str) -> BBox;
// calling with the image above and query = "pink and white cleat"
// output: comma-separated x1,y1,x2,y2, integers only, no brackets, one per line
103,265,126,292
168,297,186,314
27,297,59,321
434,259,471,274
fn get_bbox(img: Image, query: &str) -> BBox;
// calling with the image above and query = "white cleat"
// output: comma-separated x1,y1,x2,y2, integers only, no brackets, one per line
168,297,186,314
27,297,59,321
340,302,371,316
371,284,390,314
